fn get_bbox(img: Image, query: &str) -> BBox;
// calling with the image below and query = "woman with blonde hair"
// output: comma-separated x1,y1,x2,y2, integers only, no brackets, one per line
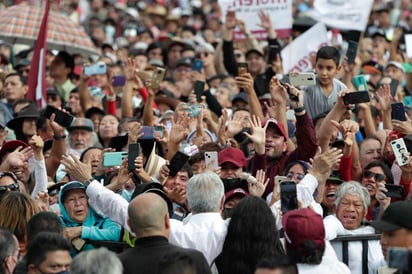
0,192,39,256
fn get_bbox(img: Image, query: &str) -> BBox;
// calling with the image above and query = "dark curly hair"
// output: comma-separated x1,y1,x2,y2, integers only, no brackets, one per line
215,196,285,274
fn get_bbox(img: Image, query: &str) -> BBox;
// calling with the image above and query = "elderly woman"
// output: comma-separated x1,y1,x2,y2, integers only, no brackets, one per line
58,181,121,255
324,181,385,274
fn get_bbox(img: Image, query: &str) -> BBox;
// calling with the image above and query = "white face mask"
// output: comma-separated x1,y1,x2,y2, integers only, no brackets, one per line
105,25,116,37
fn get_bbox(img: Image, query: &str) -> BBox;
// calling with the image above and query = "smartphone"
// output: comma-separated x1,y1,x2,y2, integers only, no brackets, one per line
189,105,203,118
289,72,316,86
140,126,155,140
353,75,368,91
280,181,298,214
385,184,404,199
391,102,406,121
343,91,370,105
112,75,126,87
346,40,358,64
192,59,203,72
84,63,107,75
268,44,281,63
151,67,166,90
391,138,410,166
388,247,412,270
103,151,127,167
168,151,190,177
108,135,128,151
44,105,74,128
274,175,287,194
237,62,248,76
193,81,205,103
389,78,399,97
204,151,218,171
128,143,141,172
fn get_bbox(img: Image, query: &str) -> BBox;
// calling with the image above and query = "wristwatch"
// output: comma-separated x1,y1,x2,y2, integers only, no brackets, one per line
83,178,94,188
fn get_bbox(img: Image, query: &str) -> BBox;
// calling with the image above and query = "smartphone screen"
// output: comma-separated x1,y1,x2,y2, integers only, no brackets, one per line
343,91,370,105
280,181,298,214
194,81,205,103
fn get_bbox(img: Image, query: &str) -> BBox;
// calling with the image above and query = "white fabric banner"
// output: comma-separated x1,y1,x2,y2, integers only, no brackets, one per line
281,22,329,73
308,0,374,31
218,0,293,39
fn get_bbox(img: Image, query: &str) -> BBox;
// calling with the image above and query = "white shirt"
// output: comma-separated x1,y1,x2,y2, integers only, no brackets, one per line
297,241,351,274
30,158,48,198
269,173,323,229
169,213,228,265
86,180,228,265
324,215,386,274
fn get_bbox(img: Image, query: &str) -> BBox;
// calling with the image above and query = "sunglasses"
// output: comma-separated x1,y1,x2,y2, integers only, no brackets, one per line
0,182,20,195
363,170,385,182
286,172,305,181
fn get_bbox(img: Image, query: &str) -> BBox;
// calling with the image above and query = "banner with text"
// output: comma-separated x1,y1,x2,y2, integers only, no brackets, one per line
219,0,292,39
308,0,373,31
281,22,328,73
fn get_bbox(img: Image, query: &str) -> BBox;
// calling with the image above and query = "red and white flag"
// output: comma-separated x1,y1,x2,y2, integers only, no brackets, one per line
27,0,50,108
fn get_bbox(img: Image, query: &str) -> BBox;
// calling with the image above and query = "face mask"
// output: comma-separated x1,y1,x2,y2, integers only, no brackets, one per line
105,25,116,37
222,207,234,219
121,189,134,202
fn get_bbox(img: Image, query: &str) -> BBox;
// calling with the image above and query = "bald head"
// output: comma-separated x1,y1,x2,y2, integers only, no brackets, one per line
128,193,169,238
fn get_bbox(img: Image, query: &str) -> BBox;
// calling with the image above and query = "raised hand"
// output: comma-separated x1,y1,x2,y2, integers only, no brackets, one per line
269,76,288,105
61,154,92,182
376,85,392,112
244,115,266,155
227,115,243,137
248,169,269,197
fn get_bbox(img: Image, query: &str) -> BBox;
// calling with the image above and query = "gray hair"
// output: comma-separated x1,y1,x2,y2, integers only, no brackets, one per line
70,247,123,274
0,228,17,265
335,181,370,210
186,171,224,213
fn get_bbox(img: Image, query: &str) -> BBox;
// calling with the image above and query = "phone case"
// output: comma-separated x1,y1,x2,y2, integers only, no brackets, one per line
205,151,218,171
154,126,164,139
44,105,74,128
389,78,399,97
168,151,190,177
112,75,126,87
289,72,316,86
391,138,409,166
346,40,358,64
192,59,203,72
237,62,248,76
343,91,370,105
391,102,406,121
128,143,141,172
103,152,127,167
151,67,166,90
280,181,298,214
140,126,155,140
353,75,368,91
385,184,404,199
84,63,107,75
194,81,205,102
72,238,86,251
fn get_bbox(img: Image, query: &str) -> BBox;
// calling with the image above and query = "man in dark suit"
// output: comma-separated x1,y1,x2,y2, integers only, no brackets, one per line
118,192,211,274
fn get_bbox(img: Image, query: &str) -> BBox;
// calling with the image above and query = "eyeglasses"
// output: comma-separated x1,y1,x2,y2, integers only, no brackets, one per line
286,172,305,181
196,52,209,58
0,182,20,195
363,170,385,182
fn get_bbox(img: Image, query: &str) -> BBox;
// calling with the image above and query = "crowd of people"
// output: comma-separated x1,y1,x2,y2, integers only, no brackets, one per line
1,0,412,273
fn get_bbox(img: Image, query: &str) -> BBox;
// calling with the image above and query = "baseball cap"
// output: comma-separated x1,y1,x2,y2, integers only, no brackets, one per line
385,61,405,74
175,57,192,68
0,140,29,162
218,147,247,168
232,92,249,104
264,119,287,140
246,48,264,58
371,201,412,232
68,118,94,132
363,60,384,75
282,208,325,251
60,181,86,203
225,187,249,201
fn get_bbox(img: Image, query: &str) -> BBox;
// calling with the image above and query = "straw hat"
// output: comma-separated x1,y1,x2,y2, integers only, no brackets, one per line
144,143,167,183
